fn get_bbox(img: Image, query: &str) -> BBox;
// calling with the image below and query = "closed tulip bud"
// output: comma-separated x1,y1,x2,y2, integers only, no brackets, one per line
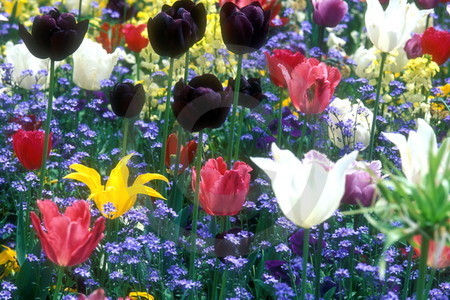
147,0,206,58
415,0,439,9
122,24,149,53
12,129,52,170
312,0,348,28
106,0,137,22
19,8,89,61
421,27,450,65
404,34,423,59
30,200,105,267
110,82,146,118
220,1,271,54
192,157,252,216
265,49,306,88
214,228,252,262
172,74,232,132
227,76,266,108
165,133,198,173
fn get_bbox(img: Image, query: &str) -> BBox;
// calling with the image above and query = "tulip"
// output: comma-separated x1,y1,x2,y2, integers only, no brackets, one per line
110,82,146,118
0,245,20,279
64,154,168,219
365,0,431,53
96,23,124,53
327,98,373,150
165,133,197,173
265,49,305,88
147,0,206,58
415,0,439,9
191,157,252,216
72,38,120,91
412,235,450,269
312,0,348,28
172,74,232,132
106,0,137,22
404,34,423,60
251,144,357,228
218,0,287,27
78,289,108,300
30,200,105,267
18,8,89,61
220,1,271,54
382,118,438,184
4,41,49,90
122,24,149,53
341,160,382,207
227,76,266,109
8,115,42,132
12,129,52,170
421,27,450,65
214,228,252,261
279,58,341,114
289,229,325,256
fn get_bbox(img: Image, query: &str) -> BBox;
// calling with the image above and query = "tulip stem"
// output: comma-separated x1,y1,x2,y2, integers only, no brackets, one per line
52,266,64,300
159,57,175,188
227,54,243,166
184,51,190,82
277,88,284,147
314,225,324,299
416,235,429,300
136,52,141,81
78,0,83,16
121,118,129,157
401,246,414,300
300,228,310,300
367,52,387,161
38,59,55,200
170,127,184,209
188,130,204,298
233,107,245,160
317,26,325,52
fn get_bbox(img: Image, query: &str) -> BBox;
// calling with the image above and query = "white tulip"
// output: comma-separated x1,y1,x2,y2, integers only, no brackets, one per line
327,98,373,150
382,119,438,184
4,41,49,90
72,38,120,91
251,144,358,228
365,0,431,53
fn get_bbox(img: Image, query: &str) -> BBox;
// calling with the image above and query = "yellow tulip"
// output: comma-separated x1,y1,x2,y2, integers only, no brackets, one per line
0,245,20,279
128,292,154,300
64,154,168,219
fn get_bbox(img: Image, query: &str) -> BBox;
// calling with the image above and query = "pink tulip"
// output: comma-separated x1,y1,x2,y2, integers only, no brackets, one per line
31,200,105,267
192,157,252,216
279,58,341,114
78,289,107,300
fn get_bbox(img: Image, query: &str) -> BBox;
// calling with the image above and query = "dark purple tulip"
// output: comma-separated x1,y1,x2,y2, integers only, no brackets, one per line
341,161,382,207
404,34,423,60
220,1,271,55
214,228,252,262
265,260,292,283
289,228,325,256
172,74,231,132
18,8,88,61
415,0,439,9
110,83,146,118
320,276,338,296
312,0,348,28
228,76,265,109
147,0,206,58
106,0,137,22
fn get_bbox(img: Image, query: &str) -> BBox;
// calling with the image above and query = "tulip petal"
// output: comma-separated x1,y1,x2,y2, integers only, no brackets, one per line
105,154,133,191
128,185,166,200
64,164,102,193
133,173,169,186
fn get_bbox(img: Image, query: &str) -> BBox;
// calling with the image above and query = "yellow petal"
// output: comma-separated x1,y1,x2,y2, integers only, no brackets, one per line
133,173,169,186
105,154,134,192
128,185,166,200
64,163,102,192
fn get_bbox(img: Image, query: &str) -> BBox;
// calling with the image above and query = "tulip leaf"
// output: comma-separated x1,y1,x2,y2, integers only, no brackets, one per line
15,203,25,266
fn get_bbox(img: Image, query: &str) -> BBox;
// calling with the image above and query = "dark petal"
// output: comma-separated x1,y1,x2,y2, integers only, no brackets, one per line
162,4,173,12
48,8,61,19
241,4,265,29
165,19,193,56
172,0,195,12
31,15,56,56
19,24,49,59
188,74,223,92
221,13,254,55
172,79,191,116
192,3,207,42
220,2,240,26
49,29,79,61
249,8,270,51
57,13,77,30
124,84,146,118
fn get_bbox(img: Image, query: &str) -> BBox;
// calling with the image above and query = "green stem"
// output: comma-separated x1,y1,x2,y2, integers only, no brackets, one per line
188,130,204,297
219,268,228,300
159,57,176,186
233,108,245,161
314,225,324,299
121,118,129,157
317,25,325,53
226,54,243,166
184,51,190,82
136,52,141,81
52,266,64,300
277,88,284,146
300,228,310,300
170,126,184,209
297,116,308,157
416,235,430,300
401,247,414,300
367,52,388,161
38,59,55,200
78,0,83,16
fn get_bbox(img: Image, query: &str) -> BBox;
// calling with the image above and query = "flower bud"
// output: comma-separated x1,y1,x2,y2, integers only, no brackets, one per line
110,83,146,118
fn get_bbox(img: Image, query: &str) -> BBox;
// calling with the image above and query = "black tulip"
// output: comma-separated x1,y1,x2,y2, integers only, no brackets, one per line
214,228,252,263
110,83,146,118
220,1,270,55
106,0,137,22
147,0,207,58
228,76,265,109
172,74,231,132
18,8,89,61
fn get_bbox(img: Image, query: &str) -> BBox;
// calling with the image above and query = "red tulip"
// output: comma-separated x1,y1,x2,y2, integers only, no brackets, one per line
8,115,42,131
12,129,52,170
121,24,149,53
31,200,105,267
279,58,341,114
412,235,450,269
421,27,450,65
96,23,124,54
165,133,198,174
192,157,252,216
264,49,305,88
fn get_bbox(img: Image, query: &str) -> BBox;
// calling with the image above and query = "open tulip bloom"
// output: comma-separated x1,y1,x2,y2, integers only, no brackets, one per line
64,154,168,219
251,144,358,228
